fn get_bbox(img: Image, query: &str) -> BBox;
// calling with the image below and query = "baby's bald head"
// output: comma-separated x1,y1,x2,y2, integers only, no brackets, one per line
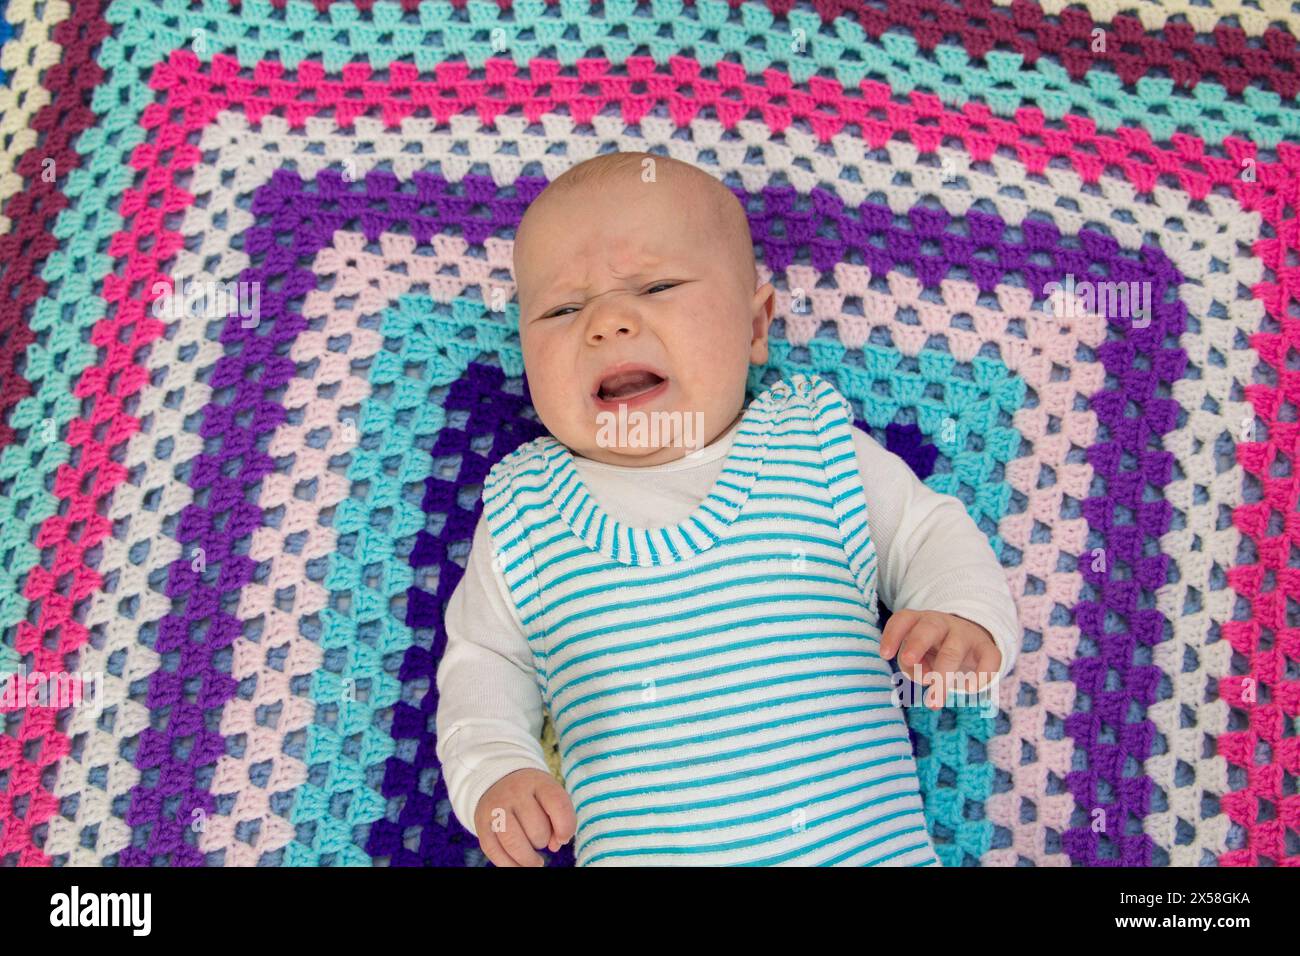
509,151,776,468
513,152,757,312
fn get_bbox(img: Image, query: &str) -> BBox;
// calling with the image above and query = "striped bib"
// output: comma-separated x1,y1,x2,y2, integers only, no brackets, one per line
481,373,940,867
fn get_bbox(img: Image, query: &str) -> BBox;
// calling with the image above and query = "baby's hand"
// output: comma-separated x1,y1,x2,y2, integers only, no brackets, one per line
474,768,577,867
878,609,1002,710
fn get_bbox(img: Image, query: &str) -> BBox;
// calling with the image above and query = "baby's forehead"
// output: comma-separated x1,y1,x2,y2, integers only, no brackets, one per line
530,175,731,244
514,166,749,288
519,202,701,266
515,233,682,301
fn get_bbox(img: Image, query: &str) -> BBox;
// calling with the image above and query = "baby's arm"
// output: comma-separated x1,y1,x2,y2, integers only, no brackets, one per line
436,510,565,847
851,425,1021,695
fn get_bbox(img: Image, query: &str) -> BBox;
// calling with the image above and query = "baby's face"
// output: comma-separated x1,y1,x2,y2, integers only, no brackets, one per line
515,172,774,466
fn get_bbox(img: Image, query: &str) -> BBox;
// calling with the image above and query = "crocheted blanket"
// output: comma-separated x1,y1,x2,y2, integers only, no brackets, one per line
0,0,1294,868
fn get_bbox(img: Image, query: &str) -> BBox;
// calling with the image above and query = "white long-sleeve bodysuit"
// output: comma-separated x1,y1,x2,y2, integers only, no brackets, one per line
437,374,1020,864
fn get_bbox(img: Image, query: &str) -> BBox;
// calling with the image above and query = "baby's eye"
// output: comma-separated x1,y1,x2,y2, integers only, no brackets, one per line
645,282,679,294
542,306,578,318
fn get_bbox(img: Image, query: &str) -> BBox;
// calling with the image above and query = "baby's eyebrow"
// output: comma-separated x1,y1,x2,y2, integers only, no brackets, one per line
530,266,673,304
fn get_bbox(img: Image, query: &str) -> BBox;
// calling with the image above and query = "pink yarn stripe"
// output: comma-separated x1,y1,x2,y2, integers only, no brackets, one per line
5,43,1266,864
138,52,1250,205
1222,141,1300,866
2,71,216,865
913,281,1105,864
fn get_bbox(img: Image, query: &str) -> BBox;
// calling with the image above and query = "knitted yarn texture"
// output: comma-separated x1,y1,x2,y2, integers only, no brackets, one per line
0,0,1291,867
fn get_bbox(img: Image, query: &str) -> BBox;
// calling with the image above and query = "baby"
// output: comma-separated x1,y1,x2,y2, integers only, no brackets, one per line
436,152,1020,867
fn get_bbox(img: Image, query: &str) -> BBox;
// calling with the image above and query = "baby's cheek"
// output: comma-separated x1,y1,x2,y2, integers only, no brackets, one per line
523,337,564,390
518,357,562,423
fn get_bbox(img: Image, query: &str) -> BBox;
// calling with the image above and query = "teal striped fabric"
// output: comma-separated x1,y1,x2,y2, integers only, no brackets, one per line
482,373,940,866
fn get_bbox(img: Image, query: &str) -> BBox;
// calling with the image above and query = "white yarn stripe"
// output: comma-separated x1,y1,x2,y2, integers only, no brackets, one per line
0,0,68,234
42,104,1252,865
988,0,1293,37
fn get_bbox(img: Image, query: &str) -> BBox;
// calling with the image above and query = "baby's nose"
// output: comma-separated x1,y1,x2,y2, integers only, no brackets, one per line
585,299,641,342
588,322,634,341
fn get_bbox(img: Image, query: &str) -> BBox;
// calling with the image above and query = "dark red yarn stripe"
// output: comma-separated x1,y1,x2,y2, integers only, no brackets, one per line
0,2,111,452
807,0,1300,98
242,0,1300,99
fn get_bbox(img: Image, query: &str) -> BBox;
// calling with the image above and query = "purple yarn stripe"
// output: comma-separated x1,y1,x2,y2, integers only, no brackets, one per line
882,422,938,480
1063,249,1188,866
113,162,1189,864
363,176,1192,866
119,169,314,865
371,364,553,866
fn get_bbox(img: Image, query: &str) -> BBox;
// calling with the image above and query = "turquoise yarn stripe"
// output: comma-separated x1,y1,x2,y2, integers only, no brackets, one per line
118,0,1299,145
286,294,525,865
0,0,1261,631
755,334,1026,865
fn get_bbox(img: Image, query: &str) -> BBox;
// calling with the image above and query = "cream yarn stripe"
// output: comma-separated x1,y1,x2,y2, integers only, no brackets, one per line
989,0,1298,37
44,104,1255,863
1148,210,1260,865
0,0,69,235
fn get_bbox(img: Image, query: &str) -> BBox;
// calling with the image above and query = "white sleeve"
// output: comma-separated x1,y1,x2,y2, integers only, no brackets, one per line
852,426,1021,695
436,509,553,838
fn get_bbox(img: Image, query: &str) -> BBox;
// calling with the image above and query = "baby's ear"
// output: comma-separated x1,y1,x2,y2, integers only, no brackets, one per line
750,281,776,335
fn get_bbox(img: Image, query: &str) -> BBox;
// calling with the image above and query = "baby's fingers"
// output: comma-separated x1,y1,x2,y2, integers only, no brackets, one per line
890,612,947,674
479,826,518,868
514,793,560,858
973,641,1002,693
535,782,577,852
491,809,546,868
927,635,969,706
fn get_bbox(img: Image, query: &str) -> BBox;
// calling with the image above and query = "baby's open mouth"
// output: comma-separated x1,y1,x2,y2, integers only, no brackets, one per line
596,369,666,401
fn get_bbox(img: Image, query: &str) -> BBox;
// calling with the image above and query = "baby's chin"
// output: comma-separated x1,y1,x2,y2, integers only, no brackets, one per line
578,442,700,466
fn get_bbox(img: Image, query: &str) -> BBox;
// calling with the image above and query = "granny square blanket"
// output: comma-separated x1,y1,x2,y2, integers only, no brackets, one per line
0,0,1296,867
